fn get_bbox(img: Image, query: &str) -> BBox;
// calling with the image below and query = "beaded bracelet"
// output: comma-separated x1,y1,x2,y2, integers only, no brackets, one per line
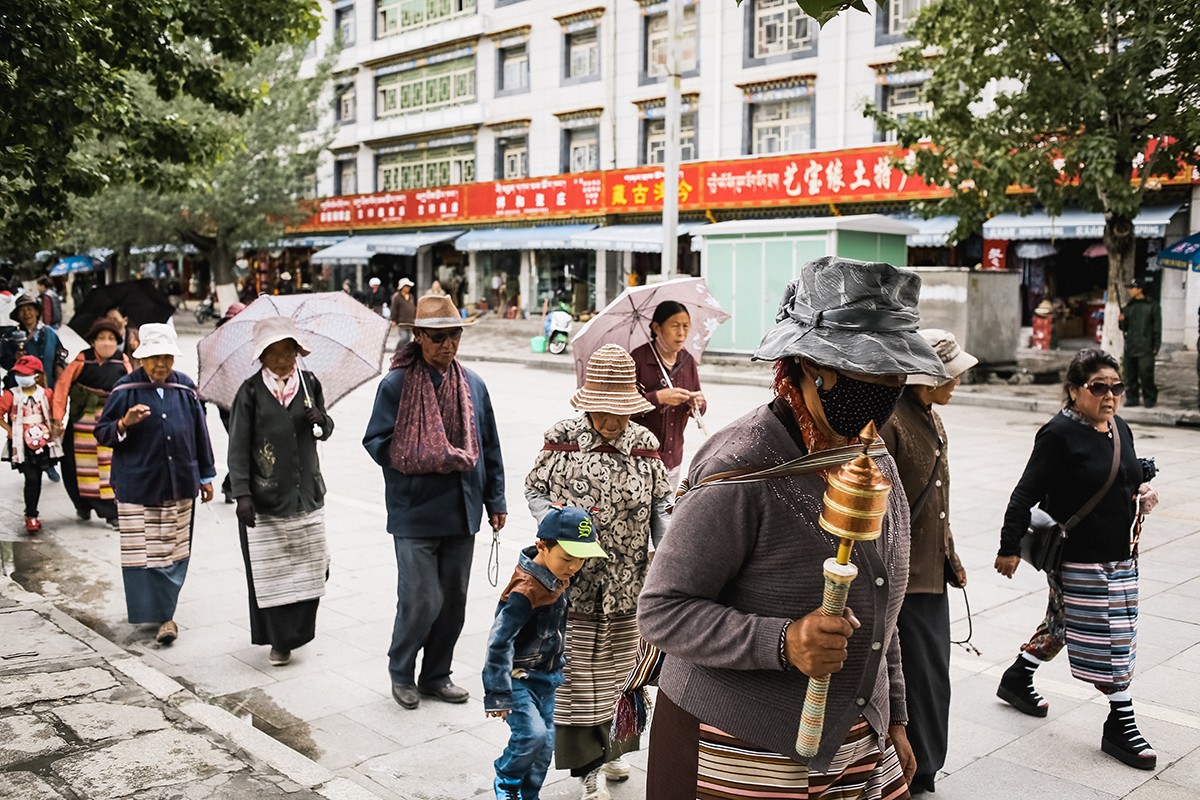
779,619,796,671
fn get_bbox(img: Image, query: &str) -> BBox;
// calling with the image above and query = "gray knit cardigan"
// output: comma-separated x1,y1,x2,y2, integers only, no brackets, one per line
637,404,910,771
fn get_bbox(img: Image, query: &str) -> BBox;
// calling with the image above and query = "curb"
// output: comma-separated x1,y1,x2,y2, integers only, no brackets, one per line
0,577,383,800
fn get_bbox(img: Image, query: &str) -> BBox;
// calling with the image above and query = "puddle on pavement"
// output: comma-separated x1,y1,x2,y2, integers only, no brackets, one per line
211,688,321,762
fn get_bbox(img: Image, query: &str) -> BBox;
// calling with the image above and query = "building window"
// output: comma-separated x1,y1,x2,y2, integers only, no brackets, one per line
878,82,931,141
643,113,697,165
335,5,356,45
377,144,475,191
376,57,475,118
334,160,358,195
336,87,357,124
376,0,476,39
750,96,813,154
565,127,599,173
888,0,930,35
565,29,599,81
646,8,697,79
753,0,812,58
498,137,528,180
498,44,529,94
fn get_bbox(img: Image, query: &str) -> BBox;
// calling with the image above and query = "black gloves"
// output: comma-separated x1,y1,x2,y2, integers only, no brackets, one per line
305,407,326,428
236,496,256,528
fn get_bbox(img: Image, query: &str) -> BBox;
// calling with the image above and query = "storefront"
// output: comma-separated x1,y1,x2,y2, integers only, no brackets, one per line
309,231,462,296
455,225,596,316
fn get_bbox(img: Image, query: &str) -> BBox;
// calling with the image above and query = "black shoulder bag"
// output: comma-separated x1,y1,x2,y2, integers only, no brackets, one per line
1019,422,1121,572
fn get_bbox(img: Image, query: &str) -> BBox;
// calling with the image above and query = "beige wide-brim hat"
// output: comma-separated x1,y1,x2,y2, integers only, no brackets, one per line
252,316,312,361
908,328,978,386
571,344,655,416
413,294,475,329
397,277,414,290
132,323,183,359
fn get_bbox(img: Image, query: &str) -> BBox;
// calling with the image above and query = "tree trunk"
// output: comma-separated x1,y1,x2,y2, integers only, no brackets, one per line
114,241,133,282
1101,215,1134,359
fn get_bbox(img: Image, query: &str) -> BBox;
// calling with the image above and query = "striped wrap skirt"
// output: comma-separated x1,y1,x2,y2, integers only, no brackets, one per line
118,499,194,624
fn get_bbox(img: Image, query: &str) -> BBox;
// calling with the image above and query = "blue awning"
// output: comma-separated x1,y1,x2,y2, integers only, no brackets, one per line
894,216,959,248
49,255,100,276
275,235,348,249
310,231,462,265
983,205,1182,241
567,223,704,253
1157,231,1200,271
455,225,597,251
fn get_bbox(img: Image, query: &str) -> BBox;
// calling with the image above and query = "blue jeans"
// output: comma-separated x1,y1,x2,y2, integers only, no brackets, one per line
495,669,563,799
389,535,474,688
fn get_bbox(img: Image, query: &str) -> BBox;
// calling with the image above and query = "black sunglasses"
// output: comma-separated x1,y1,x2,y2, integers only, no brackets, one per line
1083,381,1125,398
421,328,463,344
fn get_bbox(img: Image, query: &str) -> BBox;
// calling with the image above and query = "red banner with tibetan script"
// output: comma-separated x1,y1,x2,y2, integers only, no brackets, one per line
462,173,605,222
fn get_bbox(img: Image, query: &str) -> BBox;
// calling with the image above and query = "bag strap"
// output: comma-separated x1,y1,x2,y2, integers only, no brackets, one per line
677,440,888,498
111,381,197,396
1062,422,1121,532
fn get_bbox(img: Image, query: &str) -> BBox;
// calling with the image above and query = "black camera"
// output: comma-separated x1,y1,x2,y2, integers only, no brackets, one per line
1140,457,1158,483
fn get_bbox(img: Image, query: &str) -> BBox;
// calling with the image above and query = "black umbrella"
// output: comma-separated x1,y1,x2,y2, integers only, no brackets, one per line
69,279,176,338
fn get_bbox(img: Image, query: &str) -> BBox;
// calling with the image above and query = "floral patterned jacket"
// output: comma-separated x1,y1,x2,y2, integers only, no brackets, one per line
525,415,670,617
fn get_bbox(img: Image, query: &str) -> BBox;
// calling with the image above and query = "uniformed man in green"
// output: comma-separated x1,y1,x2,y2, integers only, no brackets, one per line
1118,277,1161,407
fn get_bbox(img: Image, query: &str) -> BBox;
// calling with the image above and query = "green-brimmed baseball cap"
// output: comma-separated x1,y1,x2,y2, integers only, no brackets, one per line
538,506,607,559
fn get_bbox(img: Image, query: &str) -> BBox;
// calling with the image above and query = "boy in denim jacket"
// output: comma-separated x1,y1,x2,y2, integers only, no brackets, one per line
484,506,606,800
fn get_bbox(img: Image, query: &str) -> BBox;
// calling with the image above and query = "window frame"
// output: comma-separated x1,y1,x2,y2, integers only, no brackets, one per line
496,135,529,180
335,5,356,46
497,43,530,96
375,0,476,40
746,94,815,156
334,158,358,196
742,0,818,68
376,143,475,192
375,57,476,119
561,125,600,174
641,6,699,86
563,27,601,85
642,112,698,166
336,86,357,124
875,80,932,142
875,0,930,45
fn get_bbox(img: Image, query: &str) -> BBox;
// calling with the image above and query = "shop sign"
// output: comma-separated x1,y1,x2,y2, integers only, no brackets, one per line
607,165,703,210
313,189,465,228
465,173,605,221
981,239,1009,271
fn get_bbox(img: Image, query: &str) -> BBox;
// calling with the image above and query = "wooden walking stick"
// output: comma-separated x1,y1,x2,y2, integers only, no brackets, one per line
795,421,892,758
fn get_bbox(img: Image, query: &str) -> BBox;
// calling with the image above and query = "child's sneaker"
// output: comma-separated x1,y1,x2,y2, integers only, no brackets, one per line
24,517,41,534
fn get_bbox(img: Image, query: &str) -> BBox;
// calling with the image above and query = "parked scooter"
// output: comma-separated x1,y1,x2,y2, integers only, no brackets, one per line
194,294,218,324
544,299,573,355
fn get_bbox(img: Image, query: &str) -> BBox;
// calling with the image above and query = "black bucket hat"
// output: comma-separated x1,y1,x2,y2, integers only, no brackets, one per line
752,256,950,379
9,293,39,323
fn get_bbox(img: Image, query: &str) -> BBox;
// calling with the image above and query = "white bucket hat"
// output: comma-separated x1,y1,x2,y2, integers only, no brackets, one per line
397,277,414,290
252,316,312,361
907,328,978,386
570,344,655,416
132,323,183,359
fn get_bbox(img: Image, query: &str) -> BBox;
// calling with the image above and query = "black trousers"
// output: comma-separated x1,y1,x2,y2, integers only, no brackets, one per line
20,461,44,518
897,591,952,782
1123,354,1157,406
388,534,474,688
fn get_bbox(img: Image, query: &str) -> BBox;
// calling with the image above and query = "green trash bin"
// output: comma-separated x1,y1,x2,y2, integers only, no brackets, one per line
530,335,547,353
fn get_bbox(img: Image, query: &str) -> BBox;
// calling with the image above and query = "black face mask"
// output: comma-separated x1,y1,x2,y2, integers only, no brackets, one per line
815,372,903,438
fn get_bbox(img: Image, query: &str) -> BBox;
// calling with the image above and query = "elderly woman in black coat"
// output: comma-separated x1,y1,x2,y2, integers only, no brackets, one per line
228,317,333,667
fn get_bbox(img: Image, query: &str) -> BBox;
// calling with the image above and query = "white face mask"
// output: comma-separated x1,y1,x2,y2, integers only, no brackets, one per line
15,374,36,388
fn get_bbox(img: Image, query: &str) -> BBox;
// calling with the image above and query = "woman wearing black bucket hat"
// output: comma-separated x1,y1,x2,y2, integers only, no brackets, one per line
638,256,947,800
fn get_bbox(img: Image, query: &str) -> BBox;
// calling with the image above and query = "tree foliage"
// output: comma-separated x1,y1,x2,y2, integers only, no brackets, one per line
0,0,321,250
735,0,882,26
61,43,332,285
868,0,1200,351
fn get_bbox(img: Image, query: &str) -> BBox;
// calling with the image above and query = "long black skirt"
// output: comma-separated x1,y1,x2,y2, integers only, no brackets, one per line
237,521,321,651
896,590,951,781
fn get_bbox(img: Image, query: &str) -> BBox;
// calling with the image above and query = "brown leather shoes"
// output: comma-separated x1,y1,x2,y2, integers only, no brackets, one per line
155,620,178,644
419,682,469,704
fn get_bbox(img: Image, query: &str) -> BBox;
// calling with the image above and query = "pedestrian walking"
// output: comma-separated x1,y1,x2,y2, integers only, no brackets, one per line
363,294,507,709
1,356,63,534
36,276,63,329
50,319,133,527
630,301,707,488
525,344,671,800
484,506,608,800
637,257,949,799
95,323,217,645
389,278,416,349
879,328,976,795
365,277,388,315
1,294,66,390
1118,278,1161,407
228,317,334,668
995,347,1160,770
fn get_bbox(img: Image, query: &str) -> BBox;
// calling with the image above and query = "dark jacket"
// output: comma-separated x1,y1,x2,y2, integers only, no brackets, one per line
999,411,1144,563
482,545,569,712
880,390,962,594
389,292,416,325
1,323,66,389
1119,297,1161,358
362,360,505,536
227,371,333,516
95,369,216,505
630,342,705,471
638,402,910,770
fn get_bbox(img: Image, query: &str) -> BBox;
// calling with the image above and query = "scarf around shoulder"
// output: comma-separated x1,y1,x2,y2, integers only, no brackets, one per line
388,342,479,474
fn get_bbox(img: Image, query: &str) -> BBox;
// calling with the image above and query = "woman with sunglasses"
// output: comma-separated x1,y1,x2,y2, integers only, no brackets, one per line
995,348,1159,770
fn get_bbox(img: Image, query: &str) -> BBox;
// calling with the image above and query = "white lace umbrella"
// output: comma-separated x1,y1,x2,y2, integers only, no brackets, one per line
197,292,390,410
571,277,731,386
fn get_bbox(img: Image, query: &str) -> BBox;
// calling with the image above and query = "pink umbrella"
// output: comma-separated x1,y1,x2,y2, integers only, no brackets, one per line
571,277,730,387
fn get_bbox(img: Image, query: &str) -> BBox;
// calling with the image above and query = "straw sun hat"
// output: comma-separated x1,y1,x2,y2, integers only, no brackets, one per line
571,344,654,416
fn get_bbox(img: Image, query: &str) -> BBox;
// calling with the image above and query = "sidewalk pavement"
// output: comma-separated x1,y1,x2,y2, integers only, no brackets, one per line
0,573,383,799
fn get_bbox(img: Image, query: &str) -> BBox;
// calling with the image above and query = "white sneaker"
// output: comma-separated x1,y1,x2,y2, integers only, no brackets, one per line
602,756,630,782
580,766,610,800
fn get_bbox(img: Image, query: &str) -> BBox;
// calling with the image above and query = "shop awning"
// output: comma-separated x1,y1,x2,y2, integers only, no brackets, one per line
567,223,704,253
982,205,1182,241
1157,231,1200,270
275,235,347,249
310,232,462,265
455,225,597,251
894,216,960,248
1015,242,1058,260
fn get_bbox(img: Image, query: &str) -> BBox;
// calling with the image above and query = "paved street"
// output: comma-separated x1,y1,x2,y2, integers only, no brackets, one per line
4,329,1200,799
